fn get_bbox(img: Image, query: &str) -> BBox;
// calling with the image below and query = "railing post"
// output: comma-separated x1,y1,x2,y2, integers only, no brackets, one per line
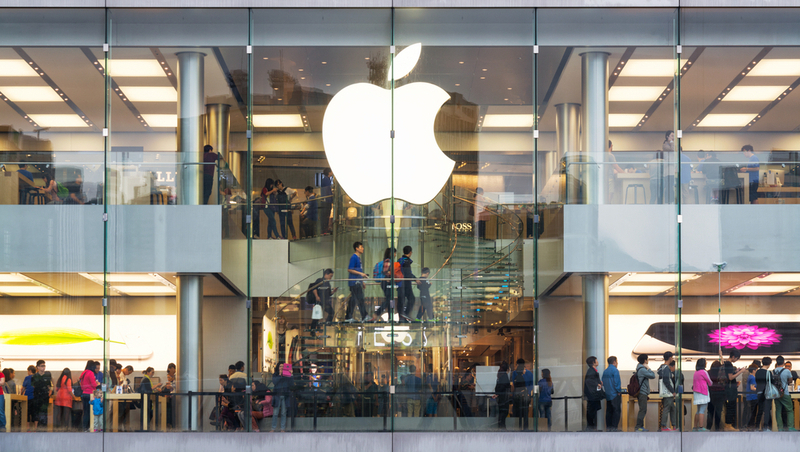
313,390,318,431
383,393,387,432
188,391,193,431
564,397,568,432
453,392,458,431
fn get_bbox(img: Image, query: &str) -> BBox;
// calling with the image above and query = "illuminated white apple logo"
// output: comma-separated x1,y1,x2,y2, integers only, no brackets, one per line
322,43,454,205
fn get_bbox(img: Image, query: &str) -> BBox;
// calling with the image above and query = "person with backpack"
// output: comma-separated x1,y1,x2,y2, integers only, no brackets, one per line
510,358,533,430
397,246,417,322
583,356,604,431
755,356,773,431
309,269,336,329
657,351,678,431
634,354,655,432
537,369,554,431
372,248,396,322
602,356,622,431
773,355,796,431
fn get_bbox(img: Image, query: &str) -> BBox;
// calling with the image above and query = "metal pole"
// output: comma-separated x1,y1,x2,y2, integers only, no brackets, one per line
206,103,235,182
177,51,205,206
583,273,609,430
580,52,609,206
177,275,203,431
555,103,581,205
564,397,568,432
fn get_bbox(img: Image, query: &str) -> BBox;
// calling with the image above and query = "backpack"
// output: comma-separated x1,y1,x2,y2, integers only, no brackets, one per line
513,370,527,396
276,189,289,207
775,368,787,397
393,261,404,280
373,259,389,280
56,182,69,199
765,369,781,400
627,372,641,397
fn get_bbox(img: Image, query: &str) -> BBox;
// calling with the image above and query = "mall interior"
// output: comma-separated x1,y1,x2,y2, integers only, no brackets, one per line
1,2,800,451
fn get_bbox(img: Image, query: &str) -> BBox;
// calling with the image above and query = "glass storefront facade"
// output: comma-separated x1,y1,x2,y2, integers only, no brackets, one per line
1,5,799,436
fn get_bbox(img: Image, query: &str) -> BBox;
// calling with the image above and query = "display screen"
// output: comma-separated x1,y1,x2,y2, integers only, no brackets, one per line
633,322,800,357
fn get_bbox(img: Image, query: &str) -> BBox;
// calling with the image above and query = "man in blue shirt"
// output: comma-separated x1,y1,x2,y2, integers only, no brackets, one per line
346,241,369,323
17,163,33,182
602,356,622,431
740,144,760,204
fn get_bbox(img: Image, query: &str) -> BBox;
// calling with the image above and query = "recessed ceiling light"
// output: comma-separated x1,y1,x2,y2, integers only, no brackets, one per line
252,114,304,128
82,273,161,283
754,273,800,283
112,285,176,295
141,114,177,128
0,274,29,282
480,77,486,80
619,59,687,77
609,285,673,294
0,285,58,295
482,114,534,128
624,273,699,283
747,59,800,76
105,60,167,77
721,85,788,101
608,86,666,102
118,86,177,102
0,86,63,102
263,57,269,60
298,69,304,72
608,114,644,127
729,285,797,294
0,60,41,77
697,114,757,127
455,83,460,86
27,114,90,128
326,84,331,86
321,61,326,64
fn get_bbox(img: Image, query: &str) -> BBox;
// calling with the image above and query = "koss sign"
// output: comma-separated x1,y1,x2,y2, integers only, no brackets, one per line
322,43,455,206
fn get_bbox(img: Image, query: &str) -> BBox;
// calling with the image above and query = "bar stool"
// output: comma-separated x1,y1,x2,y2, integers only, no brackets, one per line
625,184,646,204
28,192,47,205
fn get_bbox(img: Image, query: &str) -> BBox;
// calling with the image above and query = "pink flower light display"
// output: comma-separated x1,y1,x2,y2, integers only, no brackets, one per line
708,324,781,350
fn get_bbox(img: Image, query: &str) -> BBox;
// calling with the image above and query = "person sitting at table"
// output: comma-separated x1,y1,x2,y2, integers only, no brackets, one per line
17,163,33,182
41,174,62,203
740,144,760,204
64,174,86,205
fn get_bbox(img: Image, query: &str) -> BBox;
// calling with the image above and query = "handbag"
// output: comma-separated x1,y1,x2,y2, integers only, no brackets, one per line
765,370,781,400
312,304,323,320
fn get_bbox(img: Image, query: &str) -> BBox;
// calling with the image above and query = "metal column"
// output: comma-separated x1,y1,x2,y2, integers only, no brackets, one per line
580,52,609,206
206,103,238,182
177,51,205,206
555,103,581,205
177,274,203,431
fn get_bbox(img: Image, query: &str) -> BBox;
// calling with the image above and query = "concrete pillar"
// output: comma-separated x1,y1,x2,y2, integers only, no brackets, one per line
580,52,609,205
583,273,608,430
206,103,239,182
177,51,205,206
177,274,203,431
555,103,581,204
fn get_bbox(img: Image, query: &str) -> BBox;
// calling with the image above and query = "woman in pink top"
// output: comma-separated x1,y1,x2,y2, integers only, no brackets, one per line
54,368,74,430
693,358,713,431
79,360,98,432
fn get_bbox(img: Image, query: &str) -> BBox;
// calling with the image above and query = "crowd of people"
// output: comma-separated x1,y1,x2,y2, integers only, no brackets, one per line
0,358,175,432
579,349,799,432
254,168,333,240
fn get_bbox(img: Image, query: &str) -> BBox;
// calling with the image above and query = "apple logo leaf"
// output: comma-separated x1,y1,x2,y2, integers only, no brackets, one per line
388,43,422,82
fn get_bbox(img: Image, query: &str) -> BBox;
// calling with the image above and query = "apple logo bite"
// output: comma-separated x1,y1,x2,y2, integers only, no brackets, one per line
322,43,455,206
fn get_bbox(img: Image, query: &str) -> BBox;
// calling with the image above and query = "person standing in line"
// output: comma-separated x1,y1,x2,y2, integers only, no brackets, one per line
79,360,99,432
755,356,773,431
740,144,760,204
773,355,796,431
320,168,333,234
511,358,533,430
416,267,435,322
30,360,52,431
602,356,622,431
301,186,318,238
275,180,297,240
90,387,104,432
405,365,423,417
583,356,604,431
634,354,656,432
202,145,218,205
345,241,369,323
706,361,725,431
537,369,554,431
493,361,511,430
22,365,36,430
722,350,746,431
742,362,760,430
658,351,678,431
53,368,73,431
397,246,417,322
692,358,712,431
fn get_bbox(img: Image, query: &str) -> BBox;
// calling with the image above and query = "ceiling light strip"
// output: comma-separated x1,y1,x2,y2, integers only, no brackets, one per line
0,89,41,128
78,272,122,295
685,46,772,132
149,273,176,290
608,47,636,88
740,75,800,132
150,48,178,90
634,47,704,131
11,273,63,295
80,47,151,130
13,47,98,131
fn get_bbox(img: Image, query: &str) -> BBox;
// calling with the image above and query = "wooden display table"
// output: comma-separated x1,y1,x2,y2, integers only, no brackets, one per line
3,394,28,432
105,393,167,432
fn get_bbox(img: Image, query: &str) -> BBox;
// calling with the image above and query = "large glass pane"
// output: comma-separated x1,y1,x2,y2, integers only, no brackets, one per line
107,8,249,432
536,8,680,432
394,8,534,431
252,8,393,432
0,9,106,433
680,8,800,433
